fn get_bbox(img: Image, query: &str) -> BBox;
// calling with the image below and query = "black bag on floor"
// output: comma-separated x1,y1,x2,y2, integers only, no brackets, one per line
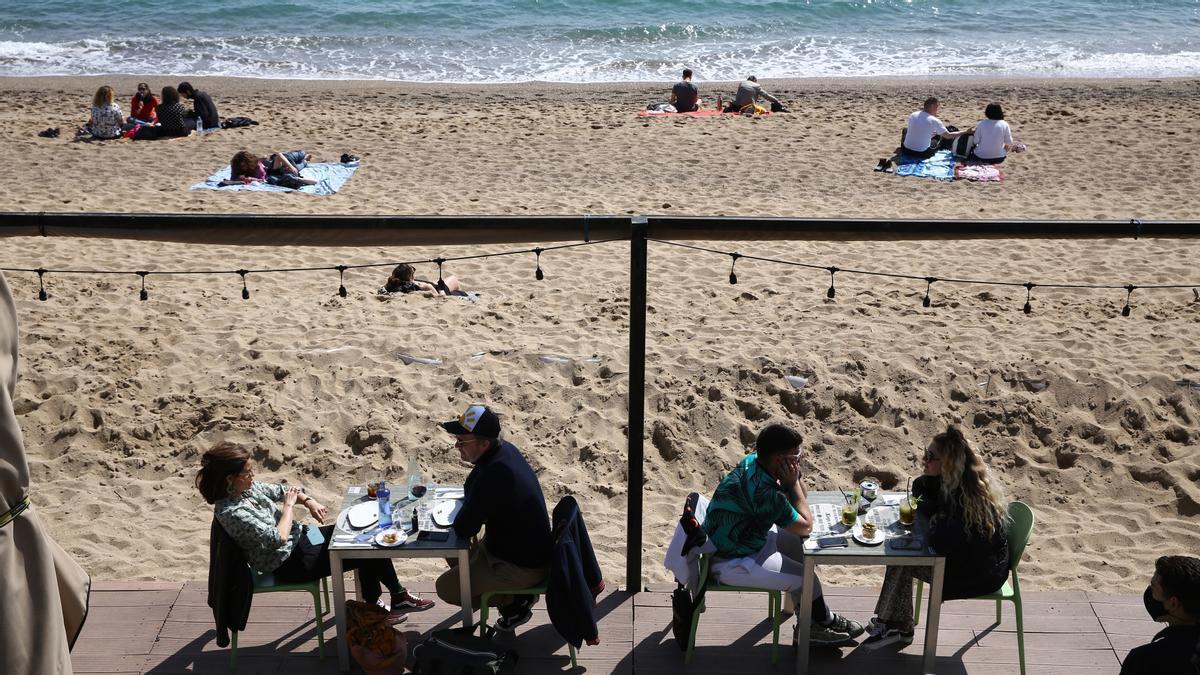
411,626,518,675
671,582,706,650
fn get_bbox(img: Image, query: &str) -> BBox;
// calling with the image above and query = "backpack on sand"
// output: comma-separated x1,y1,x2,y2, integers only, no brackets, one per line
411,625,518,675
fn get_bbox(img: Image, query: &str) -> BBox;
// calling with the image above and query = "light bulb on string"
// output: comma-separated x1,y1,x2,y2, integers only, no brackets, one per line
35,268,47,301
237,270,250,300
336,265,348,298
433,257,447,293
728,252,741,285
1121,284,1136,317
826,267,839,299
1022,282,1035,314
922,277,937,308
137,271,149,301
533,248,545,281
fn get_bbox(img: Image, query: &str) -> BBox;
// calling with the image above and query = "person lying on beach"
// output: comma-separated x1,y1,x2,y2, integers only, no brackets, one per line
701,423,864,647
1119,555,1200,675
128,82,158,125
178,81,220,130
724,76,786,113
79,85,124,140
382,263,465,296
861,426,1010,650
670,68,701,113
968,102,1023,165
196,442,434,622
222,150,318,187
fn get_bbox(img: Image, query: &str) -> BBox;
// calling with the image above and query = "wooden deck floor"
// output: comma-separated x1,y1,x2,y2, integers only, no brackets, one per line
74,581,1156,674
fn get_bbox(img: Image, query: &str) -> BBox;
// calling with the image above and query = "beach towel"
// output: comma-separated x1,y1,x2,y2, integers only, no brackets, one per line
894,150,955,181
190,162,359,196
955,163,1005,182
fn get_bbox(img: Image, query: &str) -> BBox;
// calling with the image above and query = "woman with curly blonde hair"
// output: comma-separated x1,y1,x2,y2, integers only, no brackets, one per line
862,426,1011,649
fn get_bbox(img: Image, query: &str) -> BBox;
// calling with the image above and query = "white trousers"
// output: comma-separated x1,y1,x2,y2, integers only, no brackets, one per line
710,529,830,620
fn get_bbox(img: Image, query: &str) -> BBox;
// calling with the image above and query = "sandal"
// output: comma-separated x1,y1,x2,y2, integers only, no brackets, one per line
340,153,360,164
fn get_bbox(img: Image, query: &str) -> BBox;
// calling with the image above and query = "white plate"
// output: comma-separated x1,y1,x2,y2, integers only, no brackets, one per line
374,529,407,547
435,487,465,500
347,501,380,530
430,499,463,528
852,525,885,546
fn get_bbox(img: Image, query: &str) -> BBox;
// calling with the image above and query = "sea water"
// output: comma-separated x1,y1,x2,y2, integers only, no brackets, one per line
1,0,1197,82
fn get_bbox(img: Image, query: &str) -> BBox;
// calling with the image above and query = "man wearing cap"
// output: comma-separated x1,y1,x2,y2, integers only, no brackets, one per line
435,405,553,631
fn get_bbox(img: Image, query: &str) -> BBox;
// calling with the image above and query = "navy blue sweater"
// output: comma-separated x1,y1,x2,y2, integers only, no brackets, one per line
454,440,552,569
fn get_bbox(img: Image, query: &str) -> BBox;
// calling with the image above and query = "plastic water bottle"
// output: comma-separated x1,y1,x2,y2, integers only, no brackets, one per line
194,117,203,135
376,481,393,529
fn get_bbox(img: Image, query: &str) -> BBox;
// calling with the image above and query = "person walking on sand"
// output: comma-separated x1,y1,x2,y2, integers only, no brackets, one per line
726,75,785,113
701,423,865,647
434,405,553,632
177,81,220,130
670,68,700,113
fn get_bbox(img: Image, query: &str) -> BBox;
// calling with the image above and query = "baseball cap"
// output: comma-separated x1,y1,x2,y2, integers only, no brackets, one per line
441,405,501,438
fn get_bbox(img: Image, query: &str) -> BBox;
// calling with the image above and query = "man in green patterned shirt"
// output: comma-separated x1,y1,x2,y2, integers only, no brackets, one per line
702,424,864,645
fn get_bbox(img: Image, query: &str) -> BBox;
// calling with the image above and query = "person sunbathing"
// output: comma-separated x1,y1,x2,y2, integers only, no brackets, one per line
223,150,317,187
382,263,465,296
195,442,434,620
861,426,1010,649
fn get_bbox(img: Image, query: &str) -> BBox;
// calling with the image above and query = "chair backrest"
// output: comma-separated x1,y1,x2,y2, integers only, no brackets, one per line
1006,501,1035,571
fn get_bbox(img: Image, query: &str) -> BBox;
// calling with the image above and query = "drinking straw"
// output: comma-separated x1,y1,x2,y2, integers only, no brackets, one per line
839,487,852,504
905,477,911,500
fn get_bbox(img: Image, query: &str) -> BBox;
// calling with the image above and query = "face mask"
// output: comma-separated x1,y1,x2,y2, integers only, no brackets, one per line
1144,585,1169,621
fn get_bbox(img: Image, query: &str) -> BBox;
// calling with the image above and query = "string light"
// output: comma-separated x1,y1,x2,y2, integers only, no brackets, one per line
728,252,740,285
137,271,149,301
922,276,937,308
336,265,348,298
644,238,1199,317
237,270,250,300
1122,284,1136,316
35,268,47,301
533,248,545,281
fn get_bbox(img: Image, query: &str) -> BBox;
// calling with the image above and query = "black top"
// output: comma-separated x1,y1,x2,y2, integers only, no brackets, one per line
454,440,553,569
914,475,1010,600
156,102,191,136
1120,625,1200,675
671,80,699,112
191,90,220,129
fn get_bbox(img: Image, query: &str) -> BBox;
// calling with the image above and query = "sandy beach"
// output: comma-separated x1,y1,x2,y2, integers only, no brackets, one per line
1,75,1198,592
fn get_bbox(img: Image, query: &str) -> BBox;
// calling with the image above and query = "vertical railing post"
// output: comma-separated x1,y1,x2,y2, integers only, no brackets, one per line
626,216,648,592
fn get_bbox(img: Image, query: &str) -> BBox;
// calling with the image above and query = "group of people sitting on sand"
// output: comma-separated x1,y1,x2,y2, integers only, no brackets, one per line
80,81,220,140
659,69,789,114
875,96,1026,171
673,421,1199,670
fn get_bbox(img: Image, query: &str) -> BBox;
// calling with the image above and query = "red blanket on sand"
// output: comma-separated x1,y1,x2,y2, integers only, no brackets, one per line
637,108,772,118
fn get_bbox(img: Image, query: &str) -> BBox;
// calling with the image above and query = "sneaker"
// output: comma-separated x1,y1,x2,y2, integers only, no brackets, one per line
391,591,435,612
860,622,913,651
803,613,865,646
384,611,409,626
495,599,535,633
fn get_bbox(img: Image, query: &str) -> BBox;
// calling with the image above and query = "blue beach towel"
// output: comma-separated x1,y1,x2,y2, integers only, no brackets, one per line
894,150,955,181
190,162,359,195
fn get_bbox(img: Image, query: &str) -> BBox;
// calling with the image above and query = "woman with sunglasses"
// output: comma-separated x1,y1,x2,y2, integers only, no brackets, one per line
128,83,158,125
861,426,1011,649
195,442,433,620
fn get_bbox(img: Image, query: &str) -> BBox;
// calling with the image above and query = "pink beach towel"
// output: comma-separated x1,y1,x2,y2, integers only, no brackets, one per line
637,108,771,118
955,163,1004,182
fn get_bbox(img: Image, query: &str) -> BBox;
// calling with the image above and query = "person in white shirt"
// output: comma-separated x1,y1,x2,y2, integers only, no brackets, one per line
968,103,1015,164
901,97,972,159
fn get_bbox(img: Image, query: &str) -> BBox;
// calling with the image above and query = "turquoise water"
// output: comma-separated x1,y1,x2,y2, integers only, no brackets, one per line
1,0,1198,82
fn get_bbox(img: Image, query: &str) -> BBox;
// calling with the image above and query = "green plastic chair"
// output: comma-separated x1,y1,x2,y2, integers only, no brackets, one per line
914,500,1035,675
684,553,783,664
479,585,577,668
230,573,329,670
